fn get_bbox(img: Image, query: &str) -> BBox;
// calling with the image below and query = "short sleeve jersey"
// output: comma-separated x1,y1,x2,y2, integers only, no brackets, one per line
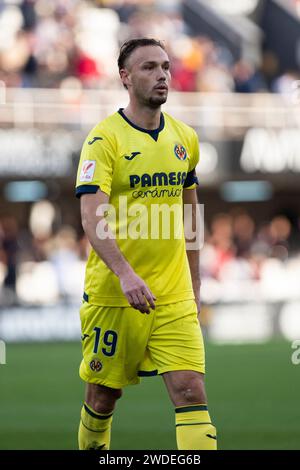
76,109,199,306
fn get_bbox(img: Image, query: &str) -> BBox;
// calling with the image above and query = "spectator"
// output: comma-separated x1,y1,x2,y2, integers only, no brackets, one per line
0,216,20,303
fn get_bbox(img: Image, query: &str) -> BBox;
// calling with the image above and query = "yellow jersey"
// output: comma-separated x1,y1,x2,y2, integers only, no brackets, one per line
76,108,199,306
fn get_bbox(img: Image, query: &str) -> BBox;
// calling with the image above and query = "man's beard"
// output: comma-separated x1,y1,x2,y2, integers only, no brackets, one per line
148,95,167,108
138,91,168,109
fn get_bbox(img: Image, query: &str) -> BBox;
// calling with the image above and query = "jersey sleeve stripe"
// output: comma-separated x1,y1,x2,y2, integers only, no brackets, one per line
75,185,99,198
183,169,199,188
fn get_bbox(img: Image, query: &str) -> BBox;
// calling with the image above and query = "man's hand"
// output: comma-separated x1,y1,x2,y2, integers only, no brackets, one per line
118,267,156,314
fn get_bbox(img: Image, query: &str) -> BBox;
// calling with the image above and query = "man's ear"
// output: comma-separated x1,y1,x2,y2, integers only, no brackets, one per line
119,68,131,90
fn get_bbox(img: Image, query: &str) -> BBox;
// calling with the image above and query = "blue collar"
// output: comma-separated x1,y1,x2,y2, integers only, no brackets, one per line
118,108,164,142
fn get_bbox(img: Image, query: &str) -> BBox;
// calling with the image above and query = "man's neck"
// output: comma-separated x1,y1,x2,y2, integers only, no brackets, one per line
123,103,161,130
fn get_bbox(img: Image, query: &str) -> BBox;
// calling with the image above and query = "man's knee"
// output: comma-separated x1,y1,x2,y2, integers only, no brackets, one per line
177,378,206,405
85,383,123,414
164,371,207,406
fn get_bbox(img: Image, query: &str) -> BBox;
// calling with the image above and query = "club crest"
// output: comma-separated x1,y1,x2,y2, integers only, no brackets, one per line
174,144,187,161
90,358,103,372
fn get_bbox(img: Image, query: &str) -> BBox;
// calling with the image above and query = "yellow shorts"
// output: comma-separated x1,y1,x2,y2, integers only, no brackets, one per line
79,299,205,389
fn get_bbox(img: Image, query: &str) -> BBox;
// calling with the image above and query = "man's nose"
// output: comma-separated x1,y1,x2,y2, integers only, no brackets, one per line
157,67,167,81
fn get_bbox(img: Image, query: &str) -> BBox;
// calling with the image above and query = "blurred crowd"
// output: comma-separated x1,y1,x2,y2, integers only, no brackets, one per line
201,209,300,281
1,203,300,307
0,0,299,93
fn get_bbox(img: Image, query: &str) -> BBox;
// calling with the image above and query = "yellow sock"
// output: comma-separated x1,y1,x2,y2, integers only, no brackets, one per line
78,402,113,450
175,404,217,450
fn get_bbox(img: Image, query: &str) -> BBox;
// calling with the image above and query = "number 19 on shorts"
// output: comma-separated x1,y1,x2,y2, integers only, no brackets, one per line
93,327,118,357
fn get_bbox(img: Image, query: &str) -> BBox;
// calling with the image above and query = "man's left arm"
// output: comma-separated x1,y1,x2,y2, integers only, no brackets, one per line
183,187,201,320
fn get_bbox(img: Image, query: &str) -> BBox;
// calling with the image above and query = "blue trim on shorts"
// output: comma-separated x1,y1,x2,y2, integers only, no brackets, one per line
138,370,158,377
83,292,89,302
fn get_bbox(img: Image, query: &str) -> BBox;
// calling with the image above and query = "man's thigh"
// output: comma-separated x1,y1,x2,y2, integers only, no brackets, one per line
79,301,154,388
146,300,205,375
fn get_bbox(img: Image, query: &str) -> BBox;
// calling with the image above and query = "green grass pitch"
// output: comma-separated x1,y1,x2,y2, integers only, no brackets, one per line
0,340,299,449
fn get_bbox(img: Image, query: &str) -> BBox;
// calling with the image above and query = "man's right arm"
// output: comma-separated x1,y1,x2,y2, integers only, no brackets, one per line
80,189,156,313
